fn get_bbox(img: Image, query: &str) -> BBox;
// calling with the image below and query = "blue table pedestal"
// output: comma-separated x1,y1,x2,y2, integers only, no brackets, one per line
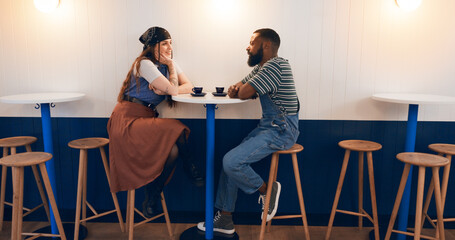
369,104,419,240
40,103,58,235
180,104,238,239
38,103,88,239
206,104,215,239
395,104,418,240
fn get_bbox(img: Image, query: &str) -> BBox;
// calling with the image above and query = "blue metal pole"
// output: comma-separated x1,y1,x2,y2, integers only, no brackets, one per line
396,104,418,240
40,103,58,235
205,104,215,240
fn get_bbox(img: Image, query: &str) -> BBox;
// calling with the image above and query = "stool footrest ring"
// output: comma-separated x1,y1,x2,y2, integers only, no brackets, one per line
335,209,374,223
391,229,437,240
133,209,166,228
80,209,118,223
22,232,63,238
272,214,303,220
22,203,44,217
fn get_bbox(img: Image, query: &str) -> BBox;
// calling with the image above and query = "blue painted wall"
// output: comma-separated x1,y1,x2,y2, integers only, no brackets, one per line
1,117,455,227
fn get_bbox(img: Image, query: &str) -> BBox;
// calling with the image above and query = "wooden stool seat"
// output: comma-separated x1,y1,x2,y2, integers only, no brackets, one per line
0,152,52,167
429,143,455,155
275,144,304,154
385,152,449,240
0,136,37,148
260,143,310,240
326,140,382,240
68,137,109,149
397,152,449,167
0,152,66,240
338,140,382,152
69,137,124,240
0,137,50,232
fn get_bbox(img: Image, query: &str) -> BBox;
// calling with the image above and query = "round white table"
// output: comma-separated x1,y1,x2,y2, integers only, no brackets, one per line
0,92,85,236
173,93,247,240
372,93,455,240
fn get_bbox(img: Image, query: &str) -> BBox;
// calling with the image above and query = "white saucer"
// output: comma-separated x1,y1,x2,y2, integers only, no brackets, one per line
212,92,227,97
191,92,207,97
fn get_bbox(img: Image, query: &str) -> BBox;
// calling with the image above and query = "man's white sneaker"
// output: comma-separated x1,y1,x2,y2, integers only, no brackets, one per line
197,211,235,235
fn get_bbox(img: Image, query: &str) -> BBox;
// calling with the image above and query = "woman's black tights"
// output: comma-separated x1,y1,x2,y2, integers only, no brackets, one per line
144,141,179,202
145,132,189,201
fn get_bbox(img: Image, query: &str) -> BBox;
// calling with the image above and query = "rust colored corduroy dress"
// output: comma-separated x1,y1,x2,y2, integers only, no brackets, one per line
107,101,189,192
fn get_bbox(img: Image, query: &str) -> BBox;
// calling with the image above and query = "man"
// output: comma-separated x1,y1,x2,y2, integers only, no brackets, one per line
197,28,300,235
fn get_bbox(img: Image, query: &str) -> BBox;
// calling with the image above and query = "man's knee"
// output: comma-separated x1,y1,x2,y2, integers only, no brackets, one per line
222,153,239,175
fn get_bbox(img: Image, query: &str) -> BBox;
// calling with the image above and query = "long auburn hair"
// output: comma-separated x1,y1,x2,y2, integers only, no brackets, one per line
117,43,175,107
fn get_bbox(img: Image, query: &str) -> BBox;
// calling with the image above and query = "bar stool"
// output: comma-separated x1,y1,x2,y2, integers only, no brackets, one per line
0,136,50,231
125,190,172,240
421,144,455,238
68,137,124,240
260,143,310,240
326,140,382,240
385,152,449,240
0,152,66,240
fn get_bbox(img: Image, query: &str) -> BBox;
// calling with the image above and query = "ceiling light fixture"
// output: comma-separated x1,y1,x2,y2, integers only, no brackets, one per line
395,0,422,11
34,0,60,13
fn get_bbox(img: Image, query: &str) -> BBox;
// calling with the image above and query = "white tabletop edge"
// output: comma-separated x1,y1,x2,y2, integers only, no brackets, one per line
372,93,455,105
0,92,85,104
172,93,248,105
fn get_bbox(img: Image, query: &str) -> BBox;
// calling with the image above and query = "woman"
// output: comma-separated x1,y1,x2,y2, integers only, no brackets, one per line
107,26,203,218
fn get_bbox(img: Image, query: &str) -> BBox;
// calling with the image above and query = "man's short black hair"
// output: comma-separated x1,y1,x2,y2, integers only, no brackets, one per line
254,28,280,50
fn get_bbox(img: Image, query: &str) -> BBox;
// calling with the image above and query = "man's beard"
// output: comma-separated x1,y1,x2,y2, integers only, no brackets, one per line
247,45,263,67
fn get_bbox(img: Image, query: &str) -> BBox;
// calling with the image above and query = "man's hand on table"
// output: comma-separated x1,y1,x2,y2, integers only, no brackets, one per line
228,85,239,98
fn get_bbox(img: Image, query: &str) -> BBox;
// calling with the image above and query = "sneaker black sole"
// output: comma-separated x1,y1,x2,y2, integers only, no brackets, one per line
197,222,235,235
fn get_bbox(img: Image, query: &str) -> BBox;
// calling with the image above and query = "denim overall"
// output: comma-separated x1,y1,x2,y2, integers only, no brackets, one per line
125,64,168,106
215,94,300,212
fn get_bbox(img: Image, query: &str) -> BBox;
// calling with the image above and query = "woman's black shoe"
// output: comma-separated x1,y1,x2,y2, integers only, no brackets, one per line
184,162,205,187
142,194,162,218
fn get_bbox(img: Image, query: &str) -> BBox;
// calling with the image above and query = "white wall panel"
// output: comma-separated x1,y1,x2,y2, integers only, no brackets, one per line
344,0,363,120
358,0,380,119
1,0,455,121
306,0,323,120
331,0,350,119
318,0,336,119
289,0,309,120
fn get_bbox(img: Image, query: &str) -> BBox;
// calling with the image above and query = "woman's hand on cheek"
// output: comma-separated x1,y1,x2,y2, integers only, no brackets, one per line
159,53,173,66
